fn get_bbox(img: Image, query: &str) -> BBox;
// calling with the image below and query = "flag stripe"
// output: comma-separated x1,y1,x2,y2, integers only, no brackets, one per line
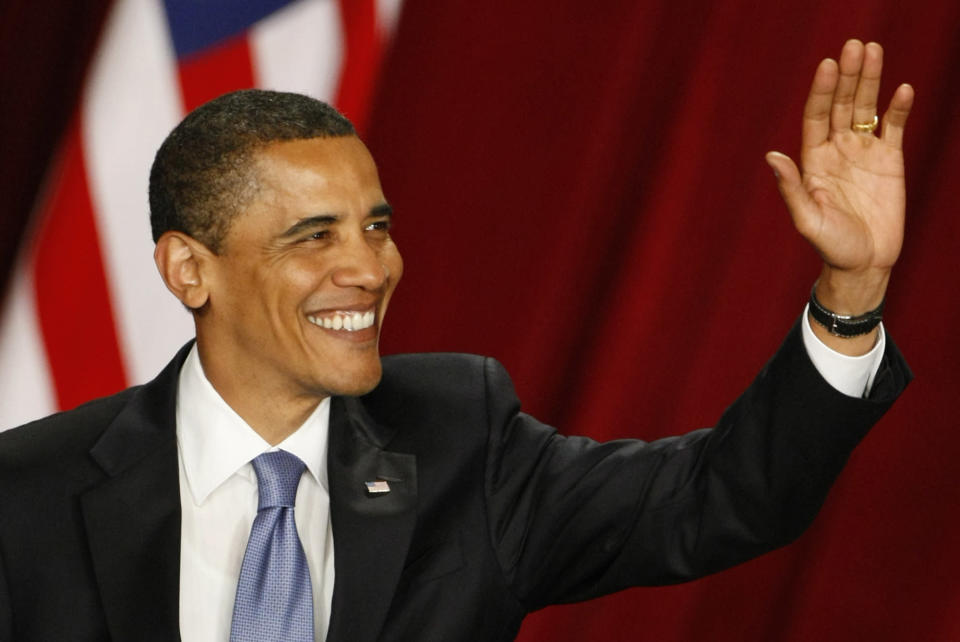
335,0,383,133
33,120,128,411
375,0,403,36
82,0,193,387
0,265,56,428
249,0,344,102
179,34,258,112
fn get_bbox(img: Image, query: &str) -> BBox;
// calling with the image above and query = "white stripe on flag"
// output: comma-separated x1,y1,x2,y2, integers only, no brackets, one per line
82,0,194,386
377,0,404,36
0,265,56,430
249,0,345,102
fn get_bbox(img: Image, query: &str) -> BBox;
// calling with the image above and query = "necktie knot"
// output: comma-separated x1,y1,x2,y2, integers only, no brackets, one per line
252,450,306,509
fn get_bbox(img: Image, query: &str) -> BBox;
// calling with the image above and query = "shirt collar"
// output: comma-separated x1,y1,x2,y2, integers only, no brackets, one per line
176,343,330,506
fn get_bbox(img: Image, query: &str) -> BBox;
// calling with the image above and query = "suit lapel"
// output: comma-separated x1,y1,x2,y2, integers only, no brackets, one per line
81,345,189,641
326,396,418,642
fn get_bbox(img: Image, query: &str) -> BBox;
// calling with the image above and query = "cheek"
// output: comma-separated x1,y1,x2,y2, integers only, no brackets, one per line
209,259,259,311
259,258,326,305
383,243,404,284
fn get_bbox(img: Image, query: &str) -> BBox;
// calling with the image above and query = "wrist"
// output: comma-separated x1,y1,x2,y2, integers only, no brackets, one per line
815,265,890,315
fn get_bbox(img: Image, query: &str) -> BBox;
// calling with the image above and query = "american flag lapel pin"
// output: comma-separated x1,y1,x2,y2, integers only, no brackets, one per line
365,479,391,494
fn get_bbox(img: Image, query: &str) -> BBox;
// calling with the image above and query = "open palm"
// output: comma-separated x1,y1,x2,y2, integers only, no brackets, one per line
767,40,914,275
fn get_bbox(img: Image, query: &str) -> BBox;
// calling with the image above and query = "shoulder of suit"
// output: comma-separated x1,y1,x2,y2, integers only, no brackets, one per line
0,385,141,470
378,352,509,394
0,341,190,474
358,353,517,453
364,352,513,418
380,352,490,373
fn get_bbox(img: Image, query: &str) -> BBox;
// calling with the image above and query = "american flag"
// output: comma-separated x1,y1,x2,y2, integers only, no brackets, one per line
0,0,402,430
364,480,391,494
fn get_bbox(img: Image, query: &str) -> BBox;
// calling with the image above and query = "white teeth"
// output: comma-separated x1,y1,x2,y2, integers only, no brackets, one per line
308,310,376,331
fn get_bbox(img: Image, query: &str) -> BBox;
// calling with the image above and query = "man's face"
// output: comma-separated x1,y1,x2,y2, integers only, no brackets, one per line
198,135,403,401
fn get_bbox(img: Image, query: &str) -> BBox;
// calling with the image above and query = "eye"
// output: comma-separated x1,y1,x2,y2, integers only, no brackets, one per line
306,229,330,241
365,219,391,233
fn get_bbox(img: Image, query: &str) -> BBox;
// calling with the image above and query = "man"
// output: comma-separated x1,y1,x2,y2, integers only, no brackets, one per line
0,40,913,641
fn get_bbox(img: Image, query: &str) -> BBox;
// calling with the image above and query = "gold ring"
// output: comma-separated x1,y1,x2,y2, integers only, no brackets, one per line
852,115,879,134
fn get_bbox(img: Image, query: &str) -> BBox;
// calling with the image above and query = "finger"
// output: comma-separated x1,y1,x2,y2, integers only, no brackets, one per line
765,151,819,236
802,58,839,149
881,83,915,148
852,42,883,129
831,39,865,133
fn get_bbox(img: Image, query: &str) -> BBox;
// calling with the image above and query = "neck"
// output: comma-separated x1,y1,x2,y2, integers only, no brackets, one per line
194,342,326,446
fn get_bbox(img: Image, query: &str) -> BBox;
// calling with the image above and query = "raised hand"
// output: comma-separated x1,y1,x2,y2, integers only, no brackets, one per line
765,40,914,353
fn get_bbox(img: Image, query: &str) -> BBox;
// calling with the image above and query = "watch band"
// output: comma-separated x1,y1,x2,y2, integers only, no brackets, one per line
809,282,884,337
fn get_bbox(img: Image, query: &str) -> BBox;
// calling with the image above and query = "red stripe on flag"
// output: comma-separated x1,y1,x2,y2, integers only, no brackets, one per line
335,0,383,134
178,34,257,112
32,119,128,411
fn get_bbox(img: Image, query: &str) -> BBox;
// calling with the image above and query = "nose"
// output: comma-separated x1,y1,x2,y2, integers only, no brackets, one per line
330,235,389,290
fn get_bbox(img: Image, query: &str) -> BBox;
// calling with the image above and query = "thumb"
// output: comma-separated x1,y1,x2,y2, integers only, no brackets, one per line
765,151,818,232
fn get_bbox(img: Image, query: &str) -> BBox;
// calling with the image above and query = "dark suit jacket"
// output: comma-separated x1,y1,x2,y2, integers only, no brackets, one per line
0,322,910,641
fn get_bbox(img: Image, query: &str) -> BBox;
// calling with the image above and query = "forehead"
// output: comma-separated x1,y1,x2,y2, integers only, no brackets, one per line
251,135,383,198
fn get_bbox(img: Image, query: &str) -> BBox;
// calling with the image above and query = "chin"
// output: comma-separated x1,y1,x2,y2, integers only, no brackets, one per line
318,362,383,398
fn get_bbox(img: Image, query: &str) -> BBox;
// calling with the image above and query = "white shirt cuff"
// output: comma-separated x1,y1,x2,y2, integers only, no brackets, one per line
801,303,885,398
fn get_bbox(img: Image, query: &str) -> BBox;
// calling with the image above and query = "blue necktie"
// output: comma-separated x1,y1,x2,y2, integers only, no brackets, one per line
230,450,314,642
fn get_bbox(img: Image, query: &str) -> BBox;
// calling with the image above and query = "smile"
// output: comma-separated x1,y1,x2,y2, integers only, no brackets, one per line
307,310,376,331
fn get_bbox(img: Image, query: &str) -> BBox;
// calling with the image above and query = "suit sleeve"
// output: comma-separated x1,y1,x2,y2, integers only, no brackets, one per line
483,320,911,611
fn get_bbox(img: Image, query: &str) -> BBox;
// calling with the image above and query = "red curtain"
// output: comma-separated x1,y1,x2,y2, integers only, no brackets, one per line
4,0,959,639
366,0,960,640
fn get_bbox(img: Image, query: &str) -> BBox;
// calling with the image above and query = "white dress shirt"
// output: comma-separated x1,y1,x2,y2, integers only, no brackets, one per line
801,303,885,397
174,308,883,641
176,345,335,642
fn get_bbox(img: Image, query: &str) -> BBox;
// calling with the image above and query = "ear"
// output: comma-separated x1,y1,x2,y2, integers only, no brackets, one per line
154,231,212,310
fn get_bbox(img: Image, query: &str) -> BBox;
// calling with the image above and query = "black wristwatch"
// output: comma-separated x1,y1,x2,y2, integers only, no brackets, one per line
809,282,884,337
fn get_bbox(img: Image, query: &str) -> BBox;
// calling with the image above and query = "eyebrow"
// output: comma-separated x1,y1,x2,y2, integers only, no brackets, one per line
279,215,338,239
371,203,394,218
279,203,393,238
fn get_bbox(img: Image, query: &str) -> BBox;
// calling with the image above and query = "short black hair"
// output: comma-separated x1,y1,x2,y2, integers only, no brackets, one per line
149,89,356,252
